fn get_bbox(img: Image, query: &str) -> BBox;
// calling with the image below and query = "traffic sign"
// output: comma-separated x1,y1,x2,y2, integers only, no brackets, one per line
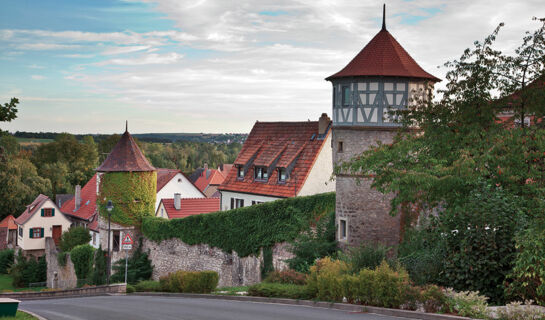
122,244,132,250
122,233,133,245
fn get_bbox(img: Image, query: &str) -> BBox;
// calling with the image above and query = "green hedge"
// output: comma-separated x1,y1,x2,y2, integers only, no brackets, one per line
248,283,313,300
0,249,14,274
159,270,219,293
142,192,335,257
134,280,162,292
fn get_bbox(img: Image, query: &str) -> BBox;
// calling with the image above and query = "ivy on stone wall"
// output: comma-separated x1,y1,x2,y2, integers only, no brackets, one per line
98,171,157,226
142,192,335,257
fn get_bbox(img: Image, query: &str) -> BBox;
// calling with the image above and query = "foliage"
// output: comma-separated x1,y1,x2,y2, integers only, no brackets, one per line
264,270,307,286
506,220,545,306
496,300,545,320
421,285,448,313
111,240,153,284
40,161,71,196
339,243,389,274
99,171,156,226
10,254,47,288
70,244,95,285
444,288,489,319
134,280,162,292
0,98,19,124
91,246,107,286
159,270,219,293
59,226,92,253
306,257,349,301
261,246,273,278
286,210,336,273
57,251,67,267
126,284,135,293
142,192,335,257
0,250,14,274
248,283,312,300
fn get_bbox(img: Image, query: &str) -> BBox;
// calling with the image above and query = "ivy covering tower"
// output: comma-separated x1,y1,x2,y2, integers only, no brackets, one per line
96,123,156,226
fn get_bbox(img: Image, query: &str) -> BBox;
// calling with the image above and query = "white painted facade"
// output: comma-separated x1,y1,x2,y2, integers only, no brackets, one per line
297,132,334,196
16,199,72,251
220,191,282,211
90,230,101,249
155,173,204,210
156,202,168,219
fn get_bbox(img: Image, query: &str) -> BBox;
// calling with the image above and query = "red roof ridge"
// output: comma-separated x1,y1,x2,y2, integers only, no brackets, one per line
15,194,51,225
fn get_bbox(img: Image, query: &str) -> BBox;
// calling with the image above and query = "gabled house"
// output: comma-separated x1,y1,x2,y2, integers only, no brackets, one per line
156,168,204,210
15,194,72,256
0,215,18,249
193,164,232,198
156,194,220,219
218,114,334,210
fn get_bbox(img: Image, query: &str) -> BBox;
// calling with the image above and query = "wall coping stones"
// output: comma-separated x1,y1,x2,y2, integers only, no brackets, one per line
0,284,126,300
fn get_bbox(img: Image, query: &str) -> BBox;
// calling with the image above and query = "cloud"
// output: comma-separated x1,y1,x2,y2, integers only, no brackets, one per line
95,52,183,65
17,43,82,50
31,75,46,80
101,45,151,55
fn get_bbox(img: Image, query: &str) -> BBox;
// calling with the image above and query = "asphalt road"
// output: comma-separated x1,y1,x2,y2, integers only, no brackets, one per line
20,295,409,320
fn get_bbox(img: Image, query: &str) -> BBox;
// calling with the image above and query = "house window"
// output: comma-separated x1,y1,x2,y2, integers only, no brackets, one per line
43,208,53,217
342,86,350,106
338,141,344,153
178,178,182,183
255,167,268,181
339,218,348,241
237,167,244,179
231,198,244,209
31,228,43,239
278,168,287,182
160,208,164,217
18,227,23,237
251,201,263,206
113,231,120,252
92,233,96,245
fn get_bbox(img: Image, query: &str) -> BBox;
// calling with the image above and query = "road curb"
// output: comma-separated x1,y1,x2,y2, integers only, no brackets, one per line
19,309,48,320
130,292,470,320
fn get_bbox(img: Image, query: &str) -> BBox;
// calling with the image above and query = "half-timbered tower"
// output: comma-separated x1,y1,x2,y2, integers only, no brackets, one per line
328,6,440,248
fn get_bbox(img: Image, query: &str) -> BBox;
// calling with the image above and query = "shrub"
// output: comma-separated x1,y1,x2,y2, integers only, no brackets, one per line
134,280,161,292
307,257,349,302
126,284,135,293
264,270,306,285
111,239,153,284
339,243,389,274
160,270,219,293
421,285,447,313
57,251,68,267
70,244,94,285
10,254,47,287
248,283,312,300
402,285,422,311
0,249,14,274
286,210,337,273
496,300,545,320
91,246,107,286
142,192,335,257
59,226,92,252
444,288,489,319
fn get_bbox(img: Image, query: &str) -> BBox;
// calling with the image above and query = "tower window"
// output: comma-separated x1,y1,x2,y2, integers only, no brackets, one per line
342,86,350,106
338,141,344,153
339,218,348,241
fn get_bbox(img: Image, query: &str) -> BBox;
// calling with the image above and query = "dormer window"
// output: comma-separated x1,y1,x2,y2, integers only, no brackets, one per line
237,167,244,179
254,166,268,181
278,168,287,182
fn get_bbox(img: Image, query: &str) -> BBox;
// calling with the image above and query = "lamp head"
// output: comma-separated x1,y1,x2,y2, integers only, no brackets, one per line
106,200,114,212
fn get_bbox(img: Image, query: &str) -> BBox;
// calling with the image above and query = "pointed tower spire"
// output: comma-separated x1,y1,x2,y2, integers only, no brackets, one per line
382,4,386,30
125,120,128,133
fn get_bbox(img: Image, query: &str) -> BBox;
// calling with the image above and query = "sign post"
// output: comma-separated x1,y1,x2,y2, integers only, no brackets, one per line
121,233,133,284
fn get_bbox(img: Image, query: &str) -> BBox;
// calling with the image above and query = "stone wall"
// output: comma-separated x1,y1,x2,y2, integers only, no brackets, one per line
142,238,293,287
45,237,77,289
332,128,402,248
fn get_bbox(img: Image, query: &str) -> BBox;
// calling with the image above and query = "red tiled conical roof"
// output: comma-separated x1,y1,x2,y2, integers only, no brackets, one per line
326,26,440,82
96,129,155,172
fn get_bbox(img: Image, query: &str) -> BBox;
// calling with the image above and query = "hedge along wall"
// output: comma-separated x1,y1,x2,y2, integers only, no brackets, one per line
99,171,157,226
142,192,335,257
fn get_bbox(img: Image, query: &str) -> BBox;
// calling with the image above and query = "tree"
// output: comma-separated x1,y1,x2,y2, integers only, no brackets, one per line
41,161,71,196
58,226,92,253
0,98,19,124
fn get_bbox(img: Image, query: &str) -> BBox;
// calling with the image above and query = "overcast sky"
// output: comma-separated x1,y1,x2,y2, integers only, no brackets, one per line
0,0,543,134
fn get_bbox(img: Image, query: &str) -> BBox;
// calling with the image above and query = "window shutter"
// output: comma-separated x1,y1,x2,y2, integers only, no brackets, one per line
41,228,44,238
29,228,33,238
52,208,55,217
41,209,44,217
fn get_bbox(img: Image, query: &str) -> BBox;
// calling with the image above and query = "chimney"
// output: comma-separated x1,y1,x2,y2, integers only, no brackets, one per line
75,185,82,210
318,113,331,135
174,193,181,210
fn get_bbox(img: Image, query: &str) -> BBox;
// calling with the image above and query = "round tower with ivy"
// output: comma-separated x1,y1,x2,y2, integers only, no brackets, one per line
96,123,157,226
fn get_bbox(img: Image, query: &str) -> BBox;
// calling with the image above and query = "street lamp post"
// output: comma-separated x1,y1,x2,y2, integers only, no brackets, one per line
106,200,113,285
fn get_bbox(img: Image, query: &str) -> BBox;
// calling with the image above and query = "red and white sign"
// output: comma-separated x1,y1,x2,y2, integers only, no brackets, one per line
122,233,133,245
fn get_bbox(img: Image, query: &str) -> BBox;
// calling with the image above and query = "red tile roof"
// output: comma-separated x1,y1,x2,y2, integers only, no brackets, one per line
156,168,180,192
194,169,227,193
15,194,51,225
219,121,330,198
60,174,98,221
0,215,17,230
96,130,155,172
326,28,440,82
88,214,99,232
159,198,220,219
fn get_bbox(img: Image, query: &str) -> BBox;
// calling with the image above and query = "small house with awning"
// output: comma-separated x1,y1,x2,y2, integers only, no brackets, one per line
15,194,72,256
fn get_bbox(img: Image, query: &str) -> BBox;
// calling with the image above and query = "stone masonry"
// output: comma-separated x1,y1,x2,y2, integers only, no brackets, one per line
333,128,402,249
45,237,77,289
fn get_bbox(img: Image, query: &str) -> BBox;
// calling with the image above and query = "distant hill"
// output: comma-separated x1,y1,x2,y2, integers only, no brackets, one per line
12,131,247,144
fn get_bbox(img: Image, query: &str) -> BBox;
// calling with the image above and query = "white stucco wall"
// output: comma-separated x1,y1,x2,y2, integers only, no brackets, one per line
155,202,168,219
155,173,204,210
219,191,282,211
17,199,72,251
298,132,335,196
90,230,101,249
